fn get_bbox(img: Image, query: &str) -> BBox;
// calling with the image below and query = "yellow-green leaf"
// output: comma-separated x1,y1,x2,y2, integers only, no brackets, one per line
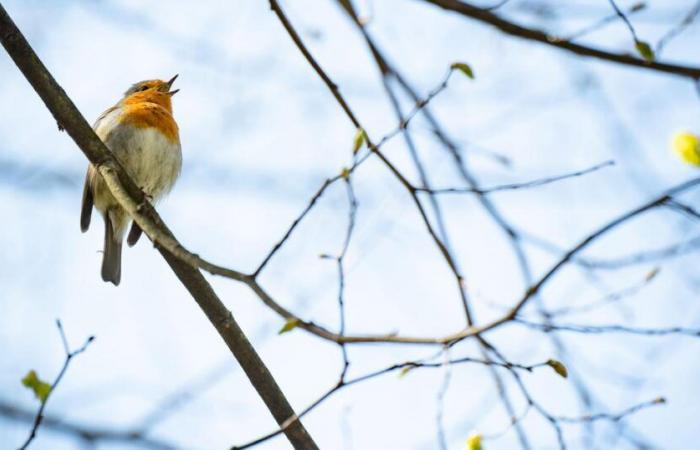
635,41,655,62
278,318,300,335
352,128,367,154
466,433,483,450
340,167,350,180
546,359,568,378
672,131,700,166
398,366,413,378
21,370,51,402
451,62,475,79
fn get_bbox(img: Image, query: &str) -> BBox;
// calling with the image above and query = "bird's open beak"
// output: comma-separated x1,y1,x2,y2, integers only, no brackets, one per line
166,74,179,96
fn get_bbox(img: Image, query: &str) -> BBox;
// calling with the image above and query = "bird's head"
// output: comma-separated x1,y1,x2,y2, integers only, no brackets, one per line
122,75,179,111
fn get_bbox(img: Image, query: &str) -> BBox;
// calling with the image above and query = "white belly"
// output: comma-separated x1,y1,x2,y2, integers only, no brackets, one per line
95,111,182,201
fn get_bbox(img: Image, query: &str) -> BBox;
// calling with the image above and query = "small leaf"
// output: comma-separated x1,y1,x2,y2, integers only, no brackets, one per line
546,359,568,378
672,131,700,166
466,433,483,450
278,318,300,335
635,41,655,62
630,2,647,13
352,128,367,154
21,370,52,402
398,366,413,378
645,267,660,282
340,167,350,180
450,62,475,79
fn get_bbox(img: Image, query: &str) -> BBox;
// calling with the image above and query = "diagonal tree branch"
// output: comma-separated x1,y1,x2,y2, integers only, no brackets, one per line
0,4,317,449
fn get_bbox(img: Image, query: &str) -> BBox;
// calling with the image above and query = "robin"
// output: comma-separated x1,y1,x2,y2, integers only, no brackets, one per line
80,75,182,286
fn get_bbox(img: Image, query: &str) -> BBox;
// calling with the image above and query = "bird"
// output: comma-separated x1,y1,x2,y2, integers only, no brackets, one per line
80,75,182,286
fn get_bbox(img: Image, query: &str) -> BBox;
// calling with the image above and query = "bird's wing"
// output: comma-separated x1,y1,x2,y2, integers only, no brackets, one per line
92,104,119,130
126,221,143,247
80,168,93,232
82,104,120,232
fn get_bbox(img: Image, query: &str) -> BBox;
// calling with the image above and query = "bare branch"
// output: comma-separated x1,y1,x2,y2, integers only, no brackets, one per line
18,320,94,450
516,319,700,337
0,399,178,450
656,1,700,55
607,0,644,44
420,0,700,79
564,2,646,42
418,160,614,195
269,0,476,326
545,268,659,318
521,231,700,270
555,397,666,424
500,179,700,327
255,176,340,275
232,353,551,449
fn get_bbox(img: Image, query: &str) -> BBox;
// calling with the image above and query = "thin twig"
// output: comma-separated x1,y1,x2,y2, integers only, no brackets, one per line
418,161,614,195
564,2,646,41
18,320,94,450
421,0,700,78
544,268,659,317
555,397,665,423
0,399,178,450
607,0,642,43
232,353,550,449
335,176,359,381
516,319,700,337
521,231,700,270
269,0,475,325
435,349,453,450
656,1,700,55
255,176,339,275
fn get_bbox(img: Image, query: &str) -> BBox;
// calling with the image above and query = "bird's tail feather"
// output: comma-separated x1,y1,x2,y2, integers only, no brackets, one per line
102,213,122,286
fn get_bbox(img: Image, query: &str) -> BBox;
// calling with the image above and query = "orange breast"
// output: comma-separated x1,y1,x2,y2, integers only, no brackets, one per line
118,102,179,143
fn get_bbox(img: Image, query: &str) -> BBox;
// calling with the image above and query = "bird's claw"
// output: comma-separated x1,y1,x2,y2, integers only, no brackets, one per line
137,189,153,212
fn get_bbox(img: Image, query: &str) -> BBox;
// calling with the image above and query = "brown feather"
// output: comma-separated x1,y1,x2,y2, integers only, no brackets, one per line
127,221,143,247
101,212,122,286
80,170,93,232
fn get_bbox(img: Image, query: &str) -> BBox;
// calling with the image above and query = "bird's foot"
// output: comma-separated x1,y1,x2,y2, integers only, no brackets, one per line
136,189,154,212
